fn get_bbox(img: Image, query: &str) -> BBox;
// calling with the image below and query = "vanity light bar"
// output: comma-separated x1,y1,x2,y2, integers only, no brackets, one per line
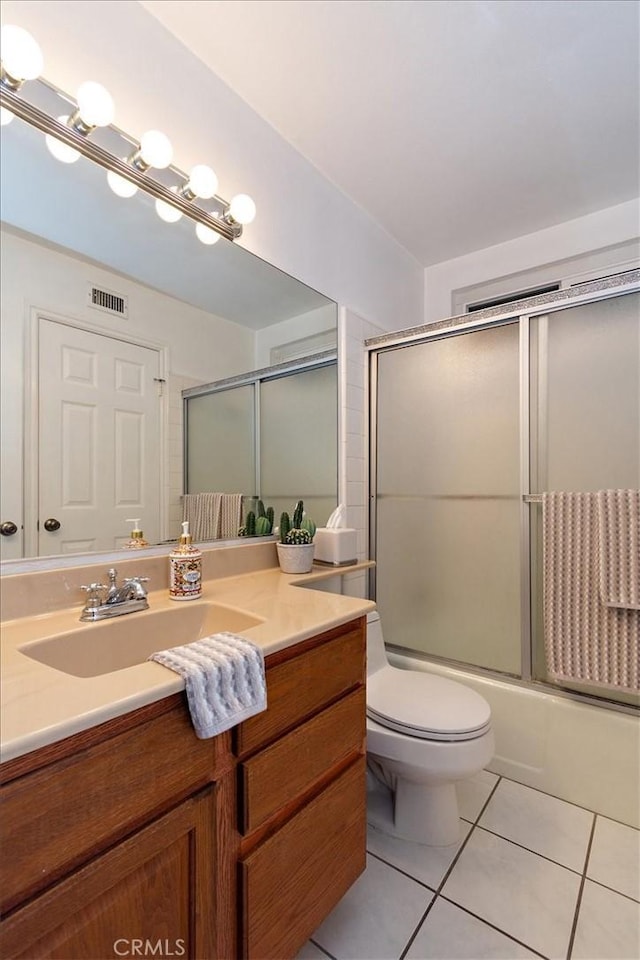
0,78,252,243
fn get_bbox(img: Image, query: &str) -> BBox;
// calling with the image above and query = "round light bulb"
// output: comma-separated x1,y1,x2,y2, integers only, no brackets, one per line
139,130,173,169
0,107,14,126
0,25,43,83
107,168,138,198
155,189,183,223
195,222,220,246
186,164,218,199
228,193,256,225
76,81,114,128
45,118,81,164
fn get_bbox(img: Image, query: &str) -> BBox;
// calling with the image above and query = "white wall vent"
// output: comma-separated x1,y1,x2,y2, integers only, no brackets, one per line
87,283,128,318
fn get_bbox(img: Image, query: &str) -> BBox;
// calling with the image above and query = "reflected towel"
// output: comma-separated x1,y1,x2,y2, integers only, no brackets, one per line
597,489,640,610
148,632,267,738
220,494,243,539
183,493,222,541
542,492,639,694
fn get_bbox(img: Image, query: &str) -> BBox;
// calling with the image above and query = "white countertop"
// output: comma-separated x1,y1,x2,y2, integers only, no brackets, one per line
0,566,374,763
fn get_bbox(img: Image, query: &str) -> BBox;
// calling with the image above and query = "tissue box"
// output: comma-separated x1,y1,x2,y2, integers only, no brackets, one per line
314,527,357,566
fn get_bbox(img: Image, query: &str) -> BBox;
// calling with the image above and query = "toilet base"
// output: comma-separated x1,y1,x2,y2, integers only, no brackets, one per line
395,779,461,846
366,772,462,847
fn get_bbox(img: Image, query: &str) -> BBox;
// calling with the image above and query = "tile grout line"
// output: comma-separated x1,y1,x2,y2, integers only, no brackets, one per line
437,894,550,960
496,772,639,830
566,812,597,960
397,775,504,960
473,823,589,878
366,848,438,893
308,938,337,960
587,875,640,905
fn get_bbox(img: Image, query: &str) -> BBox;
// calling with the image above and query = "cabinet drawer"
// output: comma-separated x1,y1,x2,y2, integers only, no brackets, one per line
0,703,219,913
241,756,366,960
240,686,365,834
235,619,365,758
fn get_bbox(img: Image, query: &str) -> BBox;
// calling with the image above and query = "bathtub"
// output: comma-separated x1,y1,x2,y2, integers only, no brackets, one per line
388,651,640,828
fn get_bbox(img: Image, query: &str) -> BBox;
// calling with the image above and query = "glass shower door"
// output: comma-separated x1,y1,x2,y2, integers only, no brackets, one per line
260,364,337,525
374,323,522,674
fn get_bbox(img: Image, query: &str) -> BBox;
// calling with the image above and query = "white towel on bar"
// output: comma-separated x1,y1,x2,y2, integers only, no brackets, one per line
183,493,222,541
542,492,639,694
148,632,267,738
597,489,640,610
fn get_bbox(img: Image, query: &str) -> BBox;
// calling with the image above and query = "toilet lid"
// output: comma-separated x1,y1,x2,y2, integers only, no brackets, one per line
367,667,491,742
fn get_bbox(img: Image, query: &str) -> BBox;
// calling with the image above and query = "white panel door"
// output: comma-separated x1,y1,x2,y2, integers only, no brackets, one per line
38,318,161,556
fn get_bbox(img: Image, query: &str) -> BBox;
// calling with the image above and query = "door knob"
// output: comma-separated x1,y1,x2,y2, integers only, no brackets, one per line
43,518,61,532
0,521,18,537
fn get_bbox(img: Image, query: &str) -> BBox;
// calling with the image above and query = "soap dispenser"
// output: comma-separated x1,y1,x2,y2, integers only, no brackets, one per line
123,518,149,549
169,521,202,601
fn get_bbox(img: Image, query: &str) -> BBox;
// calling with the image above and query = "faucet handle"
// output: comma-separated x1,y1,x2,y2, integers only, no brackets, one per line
123,576,150,599
80,583,107,606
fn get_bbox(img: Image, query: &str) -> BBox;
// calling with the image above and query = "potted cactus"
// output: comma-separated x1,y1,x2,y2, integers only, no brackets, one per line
276,500,317,573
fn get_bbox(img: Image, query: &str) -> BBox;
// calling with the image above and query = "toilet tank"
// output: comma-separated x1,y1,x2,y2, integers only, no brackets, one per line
366,611,388,676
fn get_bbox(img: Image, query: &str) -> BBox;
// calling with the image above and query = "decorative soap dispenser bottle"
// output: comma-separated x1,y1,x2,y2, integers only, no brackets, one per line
123,518,149,549
169,521,202,601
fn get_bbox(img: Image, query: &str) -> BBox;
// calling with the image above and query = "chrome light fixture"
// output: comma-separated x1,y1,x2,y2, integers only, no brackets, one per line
0,25,43,90
69,81,115,134
0,25,256,243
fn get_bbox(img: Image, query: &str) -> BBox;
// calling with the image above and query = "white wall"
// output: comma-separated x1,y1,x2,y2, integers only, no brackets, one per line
2,0,424,334
424,198,640,323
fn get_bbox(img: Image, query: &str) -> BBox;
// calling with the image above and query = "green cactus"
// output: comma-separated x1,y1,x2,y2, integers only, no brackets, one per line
255,515,271,536
285,528,312,545
279,512,290,543
266,506,274,528
246,511,256,536
301,517,316,539
293,500,304,529
257,499,266,518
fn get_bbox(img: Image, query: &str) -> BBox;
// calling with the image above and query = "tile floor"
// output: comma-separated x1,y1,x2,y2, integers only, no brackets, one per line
297,771,640,960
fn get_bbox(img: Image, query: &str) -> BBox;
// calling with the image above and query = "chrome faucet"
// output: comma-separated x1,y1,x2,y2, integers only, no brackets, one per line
80,568,149,621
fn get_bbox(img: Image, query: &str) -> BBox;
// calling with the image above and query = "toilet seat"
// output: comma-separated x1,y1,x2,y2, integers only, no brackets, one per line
367,666,492,742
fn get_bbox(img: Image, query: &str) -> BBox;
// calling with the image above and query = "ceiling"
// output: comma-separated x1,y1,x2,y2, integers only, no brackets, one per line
139,0,640,267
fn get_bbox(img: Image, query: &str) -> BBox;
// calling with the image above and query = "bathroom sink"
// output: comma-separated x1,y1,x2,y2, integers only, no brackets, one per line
18,602,263,678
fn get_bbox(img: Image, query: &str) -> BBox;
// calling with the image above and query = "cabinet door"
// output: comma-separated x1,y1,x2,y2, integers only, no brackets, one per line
241,757,366,960
0,790,215,960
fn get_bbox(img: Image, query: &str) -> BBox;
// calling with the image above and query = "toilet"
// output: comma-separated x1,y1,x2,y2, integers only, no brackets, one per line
366,611,494,846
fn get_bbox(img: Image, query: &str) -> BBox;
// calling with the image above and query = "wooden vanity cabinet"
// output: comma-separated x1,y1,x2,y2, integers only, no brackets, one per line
0,616,367,959
0,696,235,960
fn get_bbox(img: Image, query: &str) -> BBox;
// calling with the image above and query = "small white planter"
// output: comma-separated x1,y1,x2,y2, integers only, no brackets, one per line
276,542,316,574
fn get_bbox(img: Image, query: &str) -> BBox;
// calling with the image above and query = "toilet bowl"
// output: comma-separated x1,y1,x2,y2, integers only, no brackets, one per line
366,611,494,846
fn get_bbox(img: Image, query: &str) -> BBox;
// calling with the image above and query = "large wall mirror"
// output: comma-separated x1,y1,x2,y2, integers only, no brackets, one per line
0,85,338,564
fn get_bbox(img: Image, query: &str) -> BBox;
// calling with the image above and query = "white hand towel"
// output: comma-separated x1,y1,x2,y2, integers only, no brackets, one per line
149,632,267,738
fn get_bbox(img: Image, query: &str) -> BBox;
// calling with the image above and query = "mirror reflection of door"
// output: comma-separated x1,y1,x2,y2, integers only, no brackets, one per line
36,318,162,556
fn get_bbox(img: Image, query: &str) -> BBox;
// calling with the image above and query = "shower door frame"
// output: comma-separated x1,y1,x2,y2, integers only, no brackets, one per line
368,269,640,709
